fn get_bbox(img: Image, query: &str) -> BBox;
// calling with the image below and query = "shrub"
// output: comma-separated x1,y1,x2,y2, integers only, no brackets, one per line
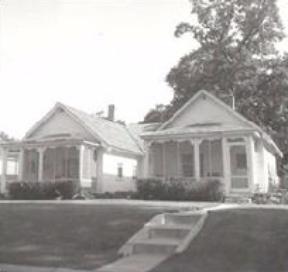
135,178,224,202
8,180,79,200
135,178,166,200
55,180,80,199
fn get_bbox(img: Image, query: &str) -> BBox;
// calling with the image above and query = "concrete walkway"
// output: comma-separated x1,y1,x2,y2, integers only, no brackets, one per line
95,210,208,272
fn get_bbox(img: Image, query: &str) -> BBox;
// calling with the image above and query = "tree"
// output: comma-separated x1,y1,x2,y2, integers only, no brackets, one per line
144,0,288,173
0,131,14,141
143,104,170,123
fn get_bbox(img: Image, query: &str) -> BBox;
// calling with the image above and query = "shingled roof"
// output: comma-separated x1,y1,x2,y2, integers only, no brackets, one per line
63,104,144,155
25,103,144,156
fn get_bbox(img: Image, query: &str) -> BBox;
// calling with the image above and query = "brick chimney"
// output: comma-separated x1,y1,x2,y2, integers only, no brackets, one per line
107,104,115,121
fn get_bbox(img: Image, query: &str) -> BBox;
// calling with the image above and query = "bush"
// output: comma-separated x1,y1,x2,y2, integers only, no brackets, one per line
8,180,80,200
135,178,224,202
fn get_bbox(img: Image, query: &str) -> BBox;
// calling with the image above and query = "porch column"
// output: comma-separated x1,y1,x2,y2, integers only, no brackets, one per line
143,142,151,177
64,147,69,179
259,140,267,191
176,141,181,176
191,139,202,181
162,142,166,178
1,148,8,194
78,145,85,182
222,137,230,194
18,148,24,181
96,147,104,193
38,147,46,182
246,136,255,192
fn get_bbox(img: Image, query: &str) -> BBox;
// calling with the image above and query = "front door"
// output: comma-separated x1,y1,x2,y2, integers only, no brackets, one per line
229,144,249,192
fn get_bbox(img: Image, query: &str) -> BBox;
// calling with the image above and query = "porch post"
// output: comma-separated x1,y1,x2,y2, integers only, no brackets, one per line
191,139,202,181
96,147,104,193
162,142,166,178
38,147,46,182
143,141,151,177
176,141,181,176
1,147,8,194
259,140,267,191
64,147,69,179
222,137,230,194
78,145,85,183
246,136,255,192
18,148,24,181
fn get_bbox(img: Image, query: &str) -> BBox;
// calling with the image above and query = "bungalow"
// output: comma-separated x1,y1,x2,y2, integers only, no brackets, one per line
140,90,281,195
0,90,282,196
0,103,144,194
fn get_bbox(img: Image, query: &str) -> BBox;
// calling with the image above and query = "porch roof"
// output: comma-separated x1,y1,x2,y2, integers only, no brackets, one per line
0,137,100,151
141,124,255,139
141,124,282,157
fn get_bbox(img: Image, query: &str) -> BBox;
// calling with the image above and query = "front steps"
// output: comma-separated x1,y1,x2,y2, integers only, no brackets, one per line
95,254,168,272
148,224,191,240
132,238,179,255
225,193,252,204
96,211,207,272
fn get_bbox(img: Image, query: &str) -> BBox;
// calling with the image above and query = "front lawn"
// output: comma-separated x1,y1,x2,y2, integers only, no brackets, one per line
0,202,173,270
152,208,288,272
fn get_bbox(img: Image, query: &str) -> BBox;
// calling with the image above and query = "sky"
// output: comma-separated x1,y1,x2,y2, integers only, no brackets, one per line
0,0,288,139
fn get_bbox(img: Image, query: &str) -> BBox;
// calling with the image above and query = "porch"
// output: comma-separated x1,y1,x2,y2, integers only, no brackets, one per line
143,136,256,194
0,138,103,194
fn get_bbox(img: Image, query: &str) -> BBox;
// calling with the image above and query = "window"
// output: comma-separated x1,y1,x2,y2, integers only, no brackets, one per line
199,140,223,177
230,145,247,176
117,163,123,178
7,159,18,175
236,153,247,169
181,154,194,177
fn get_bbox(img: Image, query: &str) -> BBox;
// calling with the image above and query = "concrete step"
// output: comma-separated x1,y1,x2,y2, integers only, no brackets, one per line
131,238,179,255
95,253,168,272
164,212,202,226
147,224,191,239
225,194,251,203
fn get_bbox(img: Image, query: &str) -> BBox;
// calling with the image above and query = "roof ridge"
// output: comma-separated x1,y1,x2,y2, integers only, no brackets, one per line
63,103,129,128
61,102,143,155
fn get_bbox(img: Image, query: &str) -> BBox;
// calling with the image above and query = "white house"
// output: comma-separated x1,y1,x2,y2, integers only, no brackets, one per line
139,90,282,195
0,90,282,196
0,103,143,194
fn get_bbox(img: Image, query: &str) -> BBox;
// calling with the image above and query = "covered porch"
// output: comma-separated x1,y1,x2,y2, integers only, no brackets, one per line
0,138,103,194
143,134,256,194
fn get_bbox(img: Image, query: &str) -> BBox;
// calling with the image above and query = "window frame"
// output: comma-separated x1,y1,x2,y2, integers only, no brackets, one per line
117,163,123,179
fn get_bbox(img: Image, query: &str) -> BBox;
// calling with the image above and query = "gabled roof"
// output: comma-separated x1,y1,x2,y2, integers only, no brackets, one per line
145,90,282,157
158,90,262,131
25,103,143,156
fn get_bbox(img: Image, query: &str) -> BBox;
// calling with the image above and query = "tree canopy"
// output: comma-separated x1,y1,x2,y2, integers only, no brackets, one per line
0,131,14,142
144,0,288,173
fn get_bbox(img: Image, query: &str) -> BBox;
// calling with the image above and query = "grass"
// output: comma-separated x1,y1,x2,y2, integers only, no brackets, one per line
152,208,288,272
0,202,174,270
